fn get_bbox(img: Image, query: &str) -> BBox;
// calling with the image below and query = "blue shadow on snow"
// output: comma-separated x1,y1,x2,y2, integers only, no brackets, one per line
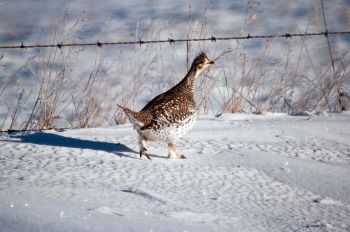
6,132,138,159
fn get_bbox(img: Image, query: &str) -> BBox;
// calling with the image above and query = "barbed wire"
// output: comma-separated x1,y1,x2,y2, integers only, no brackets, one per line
0,31,349,50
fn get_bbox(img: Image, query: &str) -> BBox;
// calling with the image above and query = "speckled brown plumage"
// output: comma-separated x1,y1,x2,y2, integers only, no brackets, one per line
119,52,214,159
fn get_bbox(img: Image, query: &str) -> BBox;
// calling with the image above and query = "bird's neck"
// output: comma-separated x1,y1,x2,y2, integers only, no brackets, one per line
176,67,199,93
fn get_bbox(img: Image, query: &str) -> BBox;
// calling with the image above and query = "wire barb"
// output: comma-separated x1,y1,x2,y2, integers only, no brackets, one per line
168,38,175,44
246,33,252,39
96,40,103,47
138,39,145,46
210,36,216,42
324,30,328,37
284,33,292,38
56,42,63,49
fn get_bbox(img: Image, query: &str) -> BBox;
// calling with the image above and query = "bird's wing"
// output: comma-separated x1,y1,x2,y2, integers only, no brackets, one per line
141,98,196,131
141,83,180,111
141,92,167,111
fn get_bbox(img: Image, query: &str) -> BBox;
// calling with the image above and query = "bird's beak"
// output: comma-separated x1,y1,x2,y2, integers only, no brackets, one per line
208,60,214,64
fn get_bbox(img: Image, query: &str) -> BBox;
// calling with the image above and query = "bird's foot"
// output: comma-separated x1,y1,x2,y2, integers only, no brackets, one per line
140,147,151,160
179,154,186,159
167,154,186,159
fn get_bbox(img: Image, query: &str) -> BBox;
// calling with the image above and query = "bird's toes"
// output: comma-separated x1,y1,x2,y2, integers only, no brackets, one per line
144,153,151,160
167,154,186,159
139,148,151,160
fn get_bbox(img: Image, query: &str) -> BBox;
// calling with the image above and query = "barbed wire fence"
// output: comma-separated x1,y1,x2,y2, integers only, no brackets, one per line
0,31,349,50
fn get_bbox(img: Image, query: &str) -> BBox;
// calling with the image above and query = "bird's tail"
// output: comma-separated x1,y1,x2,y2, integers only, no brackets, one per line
117,104,144,126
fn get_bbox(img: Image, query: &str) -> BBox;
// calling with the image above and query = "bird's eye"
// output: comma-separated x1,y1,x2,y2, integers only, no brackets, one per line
197,63,204,69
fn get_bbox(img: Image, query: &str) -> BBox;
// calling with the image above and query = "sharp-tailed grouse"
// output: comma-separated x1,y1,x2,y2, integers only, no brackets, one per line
119,52,214,159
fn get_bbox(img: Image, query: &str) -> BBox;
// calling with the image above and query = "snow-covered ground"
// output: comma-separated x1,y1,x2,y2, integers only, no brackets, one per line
1,112,350,231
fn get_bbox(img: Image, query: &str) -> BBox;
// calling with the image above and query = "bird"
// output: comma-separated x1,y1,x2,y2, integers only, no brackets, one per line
118,52,214,159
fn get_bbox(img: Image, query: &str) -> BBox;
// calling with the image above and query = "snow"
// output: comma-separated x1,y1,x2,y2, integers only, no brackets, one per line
1,113,350,231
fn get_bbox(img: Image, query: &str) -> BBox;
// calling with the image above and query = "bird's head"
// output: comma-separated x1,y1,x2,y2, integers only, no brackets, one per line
191,52,214,74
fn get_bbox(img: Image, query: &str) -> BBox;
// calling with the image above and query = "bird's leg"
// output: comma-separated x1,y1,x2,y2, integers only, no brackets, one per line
139,137,151,160
167,143,186,159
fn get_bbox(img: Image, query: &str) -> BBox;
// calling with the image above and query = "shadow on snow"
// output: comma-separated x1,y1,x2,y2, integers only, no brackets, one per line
5,132,138,159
